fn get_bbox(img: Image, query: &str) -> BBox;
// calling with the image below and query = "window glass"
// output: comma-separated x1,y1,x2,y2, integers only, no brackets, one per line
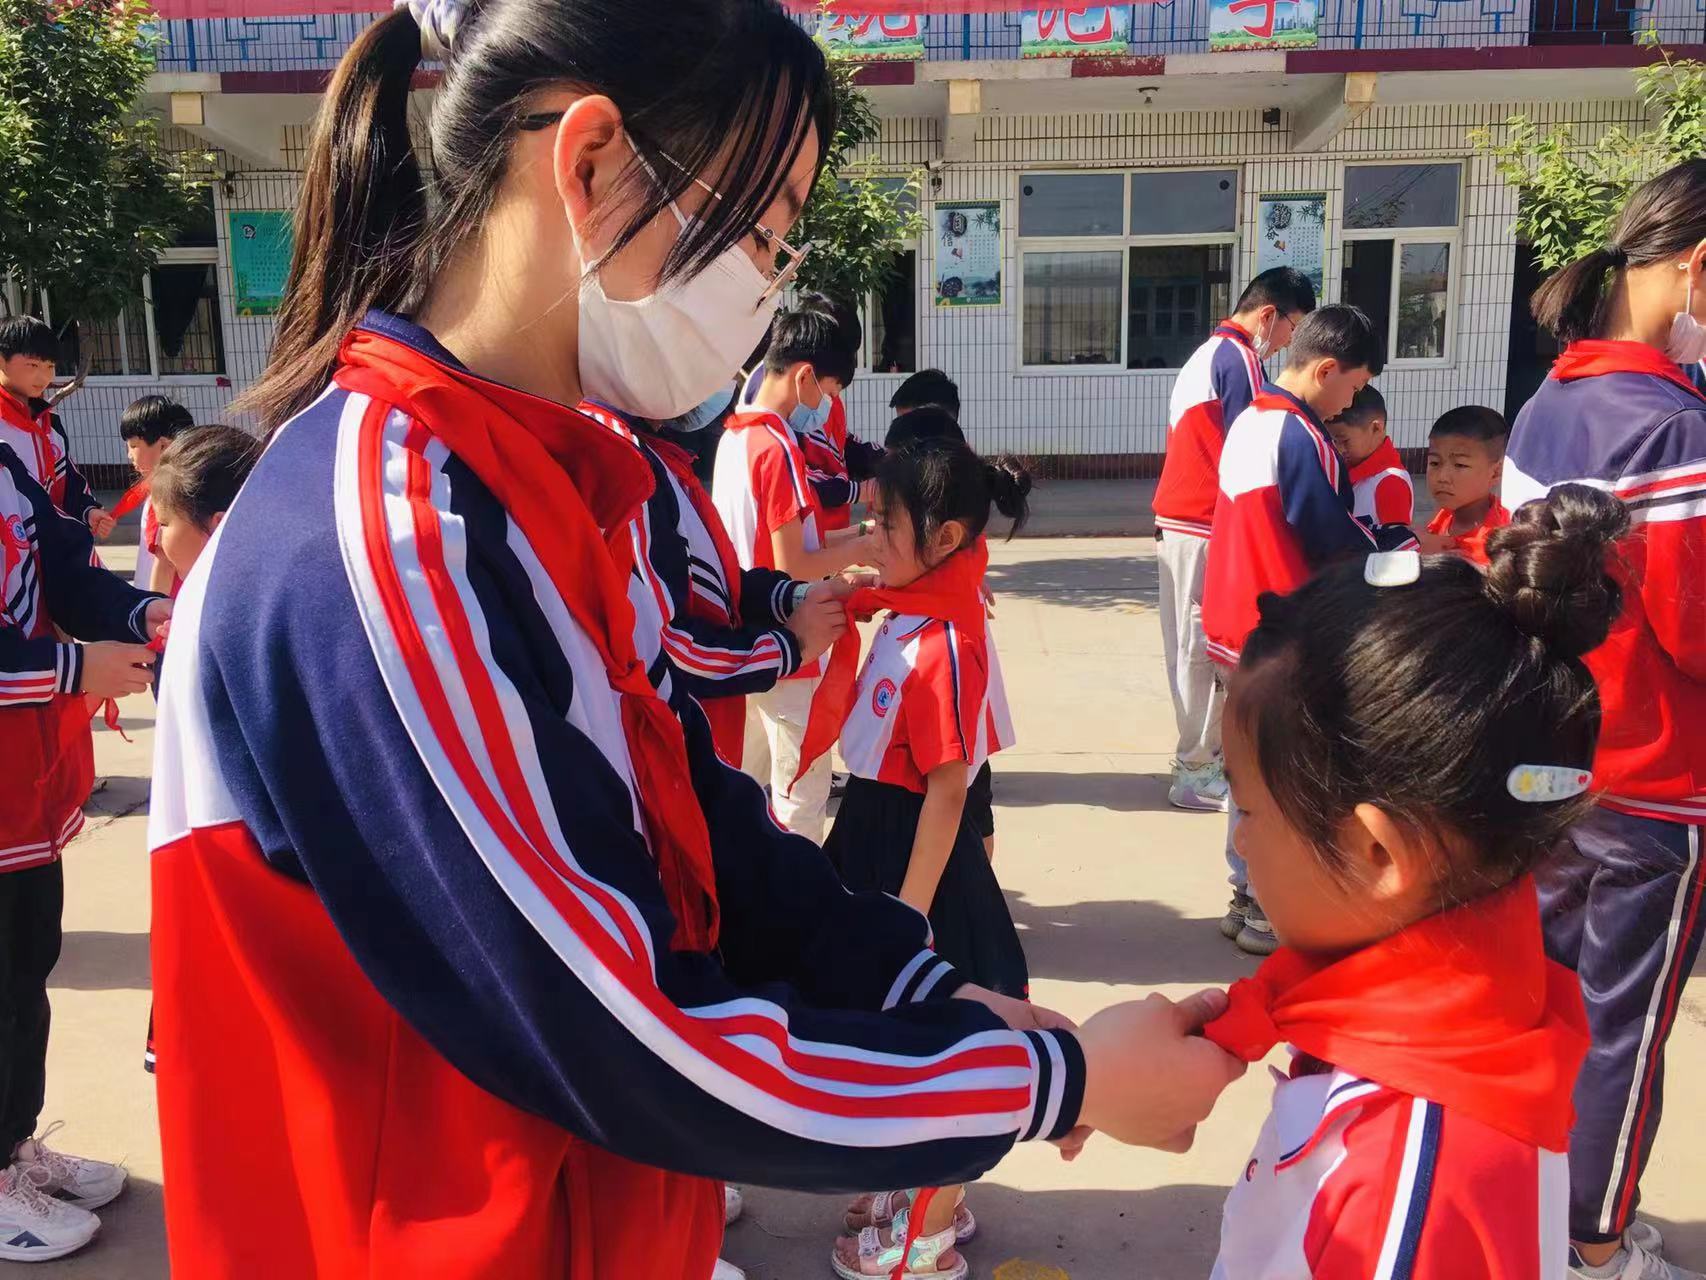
1019,173,1125,237
1343,164,1460,230
1340,239,1395,355
1395,242,1450,359
175,187,219,248
1023,250,1123,365
151,264,226,375
870,250,917,373
1129,170,1238,236
1127,245,1232,369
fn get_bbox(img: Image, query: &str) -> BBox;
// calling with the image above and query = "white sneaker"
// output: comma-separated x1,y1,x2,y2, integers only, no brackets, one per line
0,1164,99,1261
12,1124,126,1211
1569,1239,1704,1280
723,1184,744,1226
1629,1222,1666,1256
712,1259,746,1280
1168,761,1229,813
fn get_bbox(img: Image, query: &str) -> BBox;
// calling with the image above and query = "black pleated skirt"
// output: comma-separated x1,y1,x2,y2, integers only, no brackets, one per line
825,776,1028,999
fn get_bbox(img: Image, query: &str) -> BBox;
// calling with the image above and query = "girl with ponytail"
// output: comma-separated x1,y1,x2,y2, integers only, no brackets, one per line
149,3,1246,1278
1508,160,1706,1280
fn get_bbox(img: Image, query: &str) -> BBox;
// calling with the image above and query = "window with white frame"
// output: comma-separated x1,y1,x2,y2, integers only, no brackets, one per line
1018,168,1238,370
49,189,227,379
860,177,919,374
1339,163,1461,364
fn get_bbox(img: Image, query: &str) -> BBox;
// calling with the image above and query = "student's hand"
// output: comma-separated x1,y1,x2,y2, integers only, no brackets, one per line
839,570,880,591
1416,531,1454,554
1076,990,1246,1153
86,507,116,539
805,577,856,605
858,477,878,506
784,596,847,667
80,642,156,699
145,598,174,639
954,983,1078,1035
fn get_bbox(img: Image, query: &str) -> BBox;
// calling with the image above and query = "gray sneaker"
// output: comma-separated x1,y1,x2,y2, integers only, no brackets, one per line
1219,891,1252,940
1569,1239,1703,1280
1235,900,1279,956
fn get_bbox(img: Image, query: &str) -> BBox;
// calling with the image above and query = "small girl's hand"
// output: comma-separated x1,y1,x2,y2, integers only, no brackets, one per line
954,984,1078,1034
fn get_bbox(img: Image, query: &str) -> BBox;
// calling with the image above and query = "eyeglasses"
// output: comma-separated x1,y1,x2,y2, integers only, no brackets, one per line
518,111,812,307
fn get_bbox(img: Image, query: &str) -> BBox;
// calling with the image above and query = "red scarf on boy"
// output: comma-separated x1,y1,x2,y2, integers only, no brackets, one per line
791,538,990,793
1550,339,1706,399
335,328,720,953
0,388,60,506
1203,876,1588,1151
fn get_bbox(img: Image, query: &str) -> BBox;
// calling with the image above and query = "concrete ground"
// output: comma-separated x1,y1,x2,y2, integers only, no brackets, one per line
42,536,1704,1278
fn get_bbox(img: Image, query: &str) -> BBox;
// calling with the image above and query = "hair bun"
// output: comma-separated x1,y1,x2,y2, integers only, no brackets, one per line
985,455,1033,532
1483,483,1629,659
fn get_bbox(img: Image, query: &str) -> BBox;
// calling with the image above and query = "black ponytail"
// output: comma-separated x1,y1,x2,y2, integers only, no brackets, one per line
1531,158,1706,342
242,0,836,430
876,439,1033,559
1234,484,1629,897
986,457,1032,535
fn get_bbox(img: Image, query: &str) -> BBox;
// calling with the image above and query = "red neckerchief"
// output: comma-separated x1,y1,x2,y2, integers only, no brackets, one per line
0,388,58,503
1348,437,1405,487
792,539,990,793
1203,876,1589,1150
1428,496,1510,566
1252,386,1323,427
335,327,720,953
111,478,150,520
1549,339,1706,400
1215,318,1257,351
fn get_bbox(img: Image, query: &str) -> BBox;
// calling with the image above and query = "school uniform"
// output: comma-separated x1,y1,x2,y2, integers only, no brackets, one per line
1347,437,1414,527
0,389,100,527
1505,339,1706,1245
579,401,803,767
0,441,159,1152
1153,321,1263,770
712,406,833,840
147,313,1085,1280
1425,496,1509,566
798,395,884,533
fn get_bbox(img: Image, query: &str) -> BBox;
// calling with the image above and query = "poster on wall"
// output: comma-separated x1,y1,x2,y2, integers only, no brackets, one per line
1255,192,1326,294
227,211,293,316
934,202,1001,307
817,12,927,60
1021,7,1132,56
1209,0,1318,50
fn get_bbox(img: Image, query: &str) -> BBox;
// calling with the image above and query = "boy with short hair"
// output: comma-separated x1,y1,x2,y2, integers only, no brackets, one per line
0,318,108,537
1155,267,1317,814
714,306,875,841
1326,383,1414,527
889,368,961,420
1420,405,1510,565
1204,302,1415,955
118,395,194,596
773,294,883,532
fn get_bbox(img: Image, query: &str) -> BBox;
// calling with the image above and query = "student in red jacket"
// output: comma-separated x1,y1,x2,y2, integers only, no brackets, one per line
1325,383,1413,528
1508,160,1706,1280
0,319,109,537
1154,268,1315,814
1419,405,1510,565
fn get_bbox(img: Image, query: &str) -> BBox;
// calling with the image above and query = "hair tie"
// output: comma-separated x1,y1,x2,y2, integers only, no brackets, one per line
1604,243,1628,266
396,0,465,60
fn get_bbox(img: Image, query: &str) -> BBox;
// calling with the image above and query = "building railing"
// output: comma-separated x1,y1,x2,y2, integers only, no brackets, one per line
151,0,1694,73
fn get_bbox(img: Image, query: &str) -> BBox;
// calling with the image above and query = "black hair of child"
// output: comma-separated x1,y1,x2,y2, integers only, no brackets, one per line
0,316,59,363
795,290,863,359
1337,383,1387,428
885,406,965,451
120,395,195,445
876,437,1031,556
762,305,856,387
1235,483,1628,897
150,425,263,530
1286,303,1386,378
1236,267,1318,320
1429,404,1509,446
889,369,961,419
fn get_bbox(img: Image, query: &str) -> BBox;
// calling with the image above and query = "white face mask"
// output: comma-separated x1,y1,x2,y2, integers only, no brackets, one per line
1666,271,1706,365
572,150,782,421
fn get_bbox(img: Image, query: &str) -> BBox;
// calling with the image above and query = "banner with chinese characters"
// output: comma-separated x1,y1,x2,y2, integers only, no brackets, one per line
1022,7,1133,56
934,202,1001,307
1209,0,1318,49
818,12,928,60
1255,193,1326,294
227,211,293,317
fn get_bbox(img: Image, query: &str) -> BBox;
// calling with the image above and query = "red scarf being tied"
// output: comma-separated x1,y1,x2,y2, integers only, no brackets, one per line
335,328,720,953
1202,876,1589,1151
791,538,990,793
1549,338,1706,400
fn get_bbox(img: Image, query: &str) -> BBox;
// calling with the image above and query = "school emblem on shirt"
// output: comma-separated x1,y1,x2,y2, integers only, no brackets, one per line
3,514,24,550
872,677,898,718
1244,1158,1258,1182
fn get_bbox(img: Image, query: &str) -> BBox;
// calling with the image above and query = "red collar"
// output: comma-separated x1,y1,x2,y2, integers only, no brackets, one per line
1216,319,1256,349
0,387,45,435
1549,340,1706,401
1348,437,1404,485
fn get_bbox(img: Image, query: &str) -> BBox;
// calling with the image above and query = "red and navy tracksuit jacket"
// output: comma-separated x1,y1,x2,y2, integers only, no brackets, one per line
1,443,158,872
0,389,101,526
1154,321,1264,539
148,312,1083,1279
1204,385,1415,665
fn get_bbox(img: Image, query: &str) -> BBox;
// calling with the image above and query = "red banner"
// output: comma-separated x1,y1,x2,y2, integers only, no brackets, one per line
144,0,1069,20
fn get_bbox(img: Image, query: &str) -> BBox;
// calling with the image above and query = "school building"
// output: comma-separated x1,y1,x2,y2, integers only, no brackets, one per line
29,3,1705,479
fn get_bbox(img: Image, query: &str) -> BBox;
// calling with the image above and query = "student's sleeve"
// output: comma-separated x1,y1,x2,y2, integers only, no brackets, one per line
1211,339,1262,437
657,595,801,697
900,623,986,777
809,468,858,513
1619,408,1706,680
52,419,100,526
845,433,886,483
1275,417,1387,565
755,445,811,534
31,471,158,645
1373,473,1414,527
226,478,1084,1192
740,567,800,629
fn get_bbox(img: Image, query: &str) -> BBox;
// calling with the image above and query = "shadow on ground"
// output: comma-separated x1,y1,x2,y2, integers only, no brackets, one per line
729,1183,1229,1280
53,1177,166,1280
87,777,151,820
52,931,151,992
1007,892,1256,988
986,556,1158,614
992,770,1175,815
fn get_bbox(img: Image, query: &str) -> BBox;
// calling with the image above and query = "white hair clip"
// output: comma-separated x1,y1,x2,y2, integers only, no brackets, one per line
1364,549,1421,588
397,0,465,61
1507,764,1593,804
